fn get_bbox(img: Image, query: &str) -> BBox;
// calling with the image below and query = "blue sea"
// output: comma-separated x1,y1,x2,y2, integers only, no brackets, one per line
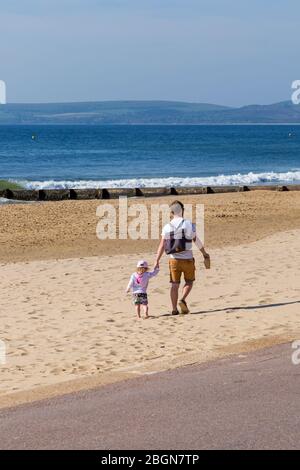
0,125,299,189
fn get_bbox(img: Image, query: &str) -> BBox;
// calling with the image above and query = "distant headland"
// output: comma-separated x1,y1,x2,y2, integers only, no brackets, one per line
0,100,300,125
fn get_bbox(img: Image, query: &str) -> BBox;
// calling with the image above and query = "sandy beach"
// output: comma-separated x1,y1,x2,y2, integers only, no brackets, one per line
0,190,300,408
1,190,300,263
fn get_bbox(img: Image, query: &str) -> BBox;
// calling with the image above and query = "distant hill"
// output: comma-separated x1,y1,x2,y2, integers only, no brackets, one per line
0,100,299,124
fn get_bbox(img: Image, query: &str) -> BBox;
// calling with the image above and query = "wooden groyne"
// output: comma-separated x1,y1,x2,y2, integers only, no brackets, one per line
1,185,300,202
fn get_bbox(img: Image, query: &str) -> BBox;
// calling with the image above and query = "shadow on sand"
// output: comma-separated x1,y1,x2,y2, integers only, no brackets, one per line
159,300,300,318
192,300,300,315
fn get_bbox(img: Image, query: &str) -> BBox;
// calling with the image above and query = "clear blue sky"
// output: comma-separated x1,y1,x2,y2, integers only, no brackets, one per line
0,0,299,106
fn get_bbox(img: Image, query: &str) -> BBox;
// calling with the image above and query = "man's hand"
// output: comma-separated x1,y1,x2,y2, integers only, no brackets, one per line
203,251,211,269
200,247,209,258
154,261,160,270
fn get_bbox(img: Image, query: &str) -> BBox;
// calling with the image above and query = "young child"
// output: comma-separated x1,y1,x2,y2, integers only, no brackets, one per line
126,260,159,319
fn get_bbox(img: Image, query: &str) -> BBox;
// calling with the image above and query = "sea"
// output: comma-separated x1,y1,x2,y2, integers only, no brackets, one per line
0,125,300,190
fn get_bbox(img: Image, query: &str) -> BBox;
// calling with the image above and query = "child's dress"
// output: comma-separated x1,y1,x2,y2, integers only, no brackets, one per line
127,268,159,305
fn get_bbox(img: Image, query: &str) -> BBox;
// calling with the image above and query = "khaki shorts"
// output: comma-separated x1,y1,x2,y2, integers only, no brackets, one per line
169,258,195,284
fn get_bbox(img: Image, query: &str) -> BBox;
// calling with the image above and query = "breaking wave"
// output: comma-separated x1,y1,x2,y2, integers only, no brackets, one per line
12,170,300,190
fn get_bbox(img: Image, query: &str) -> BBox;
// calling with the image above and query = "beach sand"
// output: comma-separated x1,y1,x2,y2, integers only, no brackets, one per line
0,191,300,408
1,190,300,263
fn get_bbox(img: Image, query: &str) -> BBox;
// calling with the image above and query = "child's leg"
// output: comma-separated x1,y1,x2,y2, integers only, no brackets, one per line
135,304,141,318
143,304,149,319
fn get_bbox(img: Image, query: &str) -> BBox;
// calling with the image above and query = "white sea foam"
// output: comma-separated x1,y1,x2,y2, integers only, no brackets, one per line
0,197,34,205
13,170,300,190
0,198,11,205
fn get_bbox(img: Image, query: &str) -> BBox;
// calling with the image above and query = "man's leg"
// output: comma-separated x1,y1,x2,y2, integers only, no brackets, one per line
169,259,181,314
179,282,193,314
179,259,195,314
182,282,193,300
170,283,180,312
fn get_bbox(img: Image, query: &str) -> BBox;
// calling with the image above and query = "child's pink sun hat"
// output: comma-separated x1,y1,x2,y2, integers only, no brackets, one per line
137,260,149,268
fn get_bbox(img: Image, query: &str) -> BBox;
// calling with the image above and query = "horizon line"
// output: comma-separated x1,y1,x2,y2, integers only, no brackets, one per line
1,98,293,108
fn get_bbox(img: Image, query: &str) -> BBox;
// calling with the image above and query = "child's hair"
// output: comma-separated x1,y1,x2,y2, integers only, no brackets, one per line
137,266,149,274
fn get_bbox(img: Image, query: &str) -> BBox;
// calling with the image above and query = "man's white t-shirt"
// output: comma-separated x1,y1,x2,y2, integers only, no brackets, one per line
162,217,196,260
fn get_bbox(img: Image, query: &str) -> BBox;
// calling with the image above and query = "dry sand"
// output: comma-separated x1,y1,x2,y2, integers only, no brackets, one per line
0,191,300,408
1,190,300,263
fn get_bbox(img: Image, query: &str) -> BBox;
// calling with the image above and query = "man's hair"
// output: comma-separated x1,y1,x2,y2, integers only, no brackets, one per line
170,200,184,216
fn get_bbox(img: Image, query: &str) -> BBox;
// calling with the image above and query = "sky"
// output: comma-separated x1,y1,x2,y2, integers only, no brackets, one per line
0,0,299,106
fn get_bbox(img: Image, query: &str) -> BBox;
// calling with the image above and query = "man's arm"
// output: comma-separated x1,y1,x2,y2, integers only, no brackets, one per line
193,235,210,259
154,237,165,269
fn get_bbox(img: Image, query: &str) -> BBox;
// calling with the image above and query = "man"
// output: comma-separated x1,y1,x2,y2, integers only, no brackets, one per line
154,200,210,315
